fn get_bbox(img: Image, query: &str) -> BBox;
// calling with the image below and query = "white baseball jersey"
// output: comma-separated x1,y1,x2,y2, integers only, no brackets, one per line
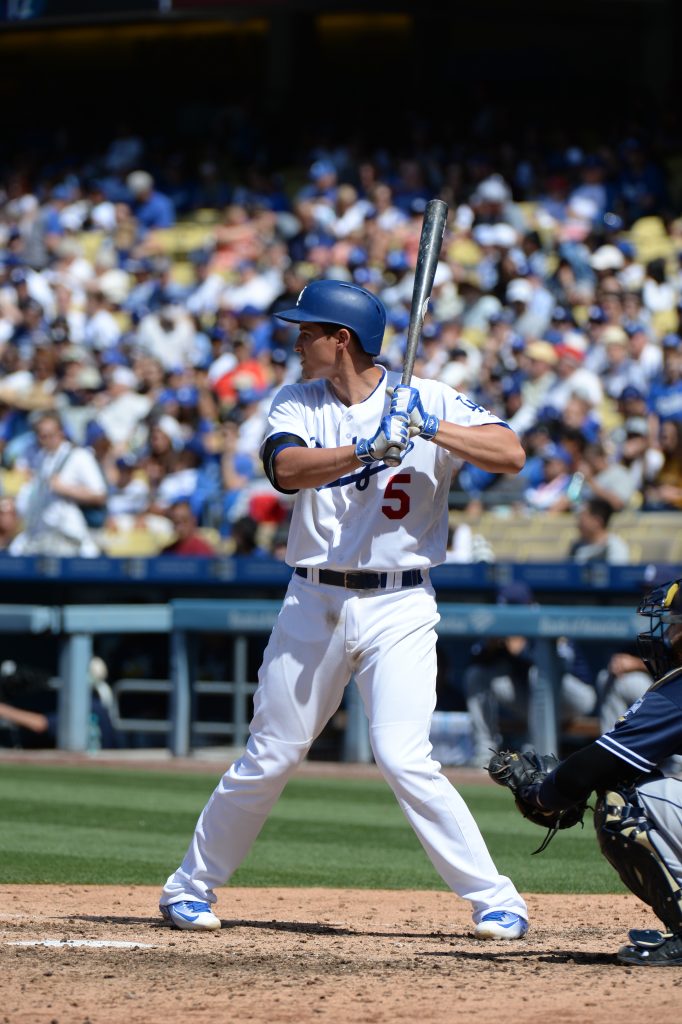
264,368,505,570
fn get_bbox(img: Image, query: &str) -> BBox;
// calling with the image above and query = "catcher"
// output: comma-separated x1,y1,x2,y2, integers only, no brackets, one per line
489,576,682,967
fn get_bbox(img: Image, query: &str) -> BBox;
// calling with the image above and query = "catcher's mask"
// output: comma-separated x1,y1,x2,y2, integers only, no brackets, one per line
637,578,682,681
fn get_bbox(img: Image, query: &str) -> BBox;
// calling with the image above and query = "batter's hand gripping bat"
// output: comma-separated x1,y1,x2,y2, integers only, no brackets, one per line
383,198,448,467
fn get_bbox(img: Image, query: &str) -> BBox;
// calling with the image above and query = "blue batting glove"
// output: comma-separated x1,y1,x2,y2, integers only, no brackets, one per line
355,414,409,465
389,385,439,441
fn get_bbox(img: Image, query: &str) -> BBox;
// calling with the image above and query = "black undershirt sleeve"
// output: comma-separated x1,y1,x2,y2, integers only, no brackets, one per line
539,741,645,809
261,432,308,494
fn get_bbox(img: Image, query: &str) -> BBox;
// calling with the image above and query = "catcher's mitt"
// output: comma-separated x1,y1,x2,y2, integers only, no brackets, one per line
487,749,587,853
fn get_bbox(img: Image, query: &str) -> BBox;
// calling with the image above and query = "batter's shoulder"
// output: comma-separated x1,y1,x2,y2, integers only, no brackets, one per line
272,378,327,406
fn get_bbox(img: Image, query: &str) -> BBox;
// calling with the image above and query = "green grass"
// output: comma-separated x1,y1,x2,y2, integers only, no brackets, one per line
0,762,624,893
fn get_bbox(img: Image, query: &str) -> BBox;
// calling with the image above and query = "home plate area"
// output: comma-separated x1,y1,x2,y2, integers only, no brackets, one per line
1,886,681,1024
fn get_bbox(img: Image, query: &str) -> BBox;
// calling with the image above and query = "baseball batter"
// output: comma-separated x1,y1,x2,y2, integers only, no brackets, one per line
160,280,529,939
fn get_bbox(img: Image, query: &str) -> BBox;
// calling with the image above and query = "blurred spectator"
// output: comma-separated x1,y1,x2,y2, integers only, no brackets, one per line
560,439,640,513
229,515,269,557
642,418,682,510
567,497,630,564
523,442,572,512
9,411,107,556
0,495,19,550
160,500,216,556
597,650,652,733
463,581,596,765
648,334,682,425
507,339,559,436
125,170,175,232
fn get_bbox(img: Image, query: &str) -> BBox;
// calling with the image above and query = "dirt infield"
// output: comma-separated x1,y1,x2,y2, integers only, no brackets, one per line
2,886,681,1024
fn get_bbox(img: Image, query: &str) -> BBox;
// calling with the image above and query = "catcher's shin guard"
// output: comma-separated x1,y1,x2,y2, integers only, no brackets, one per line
594,790,682,932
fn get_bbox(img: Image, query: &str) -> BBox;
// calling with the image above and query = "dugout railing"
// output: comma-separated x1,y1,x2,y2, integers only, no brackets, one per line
0,599,642,761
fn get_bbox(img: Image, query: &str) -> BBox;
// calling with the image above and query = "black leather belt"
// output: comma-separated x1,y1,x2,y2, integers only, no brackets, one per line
294,566,423,590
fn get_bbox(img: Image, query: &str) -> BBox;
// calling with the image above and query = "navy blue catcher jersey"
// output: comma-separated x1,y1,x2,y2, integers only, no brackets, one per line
596,666,682,772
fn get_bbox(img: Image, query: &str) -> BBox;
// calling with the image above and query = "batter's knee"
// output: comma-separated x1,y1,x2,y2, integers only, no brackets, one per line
221,733,310,812
371,729,437,803
594,790,682,932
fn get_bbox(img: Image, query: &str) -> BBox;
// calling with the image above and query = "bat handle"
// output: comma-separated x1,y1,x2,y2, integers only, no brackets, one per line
383,445,403,468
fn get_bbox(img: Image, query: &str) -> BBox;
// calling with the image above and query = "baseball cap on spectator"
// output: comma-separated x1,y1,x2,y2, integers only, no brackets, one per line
386,250,410,272
309,159,336,181
248,492,288,524
110,366,138,389
623,321,648,337
590,245,625,272
155,388,178,407
555,332,588,362
549,305,570,323
506,278,533,305
619,385,645,402
502,376,522,397
348,246,368,269
587,305,607,324
52,183,76,201
489,223,517,248
353,267,382,287
98,269,130,306
472,224,496,247
270,347,289,366
566,195,599,222
662,333,681,350
422,322,442,341
75,366,103,391
526,339,559,365
155,414,184,448
9,267,28,286
624,417,649,437
617,240,637,260
126,170,154,196
602,325,628,347
489,308,515,326
474,175,510,204
540,442,571,466
388,309,410,331
100,348,130,367
496,581,534,605
85,420,107,445
116,453,138,470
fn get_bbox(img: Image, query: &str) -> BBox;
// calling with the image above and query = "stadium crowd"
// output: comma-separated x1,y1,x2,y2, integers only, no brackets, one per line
0,121,681,559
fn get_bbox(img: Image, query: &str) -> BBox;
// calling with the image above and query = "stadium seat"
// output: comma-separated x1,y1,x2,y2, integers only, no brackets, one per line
98,529,166,557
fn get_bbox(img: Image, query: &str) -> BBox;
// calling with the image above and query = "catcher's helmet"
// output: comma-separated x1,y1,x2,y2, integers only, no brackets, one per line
637,578,682,680
275,280,386,355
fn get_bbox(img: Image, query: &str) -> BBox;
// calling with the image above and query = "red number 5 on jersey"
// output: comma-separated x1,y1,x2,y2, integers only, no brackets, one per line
382,472,411,520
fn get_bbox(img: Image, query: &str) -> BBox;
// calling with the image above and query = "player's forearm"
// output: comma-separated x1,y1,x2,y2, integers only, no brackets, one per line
274,444,363,490
431,423,526,474
0,702,49,733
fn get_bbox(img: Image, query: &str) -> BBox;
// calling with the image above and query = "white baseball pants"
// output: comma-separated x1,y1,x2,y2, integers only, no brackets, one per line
162,573,528,924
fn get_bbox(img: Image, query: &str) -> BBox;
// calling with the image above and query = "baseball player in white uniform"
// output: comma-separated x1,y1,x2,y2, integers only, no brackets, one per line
160,280,529,939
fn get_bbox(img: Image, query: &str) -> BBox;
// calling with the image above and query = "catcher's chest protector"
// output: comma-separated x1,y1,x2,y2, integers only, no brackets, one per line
595,789,682,932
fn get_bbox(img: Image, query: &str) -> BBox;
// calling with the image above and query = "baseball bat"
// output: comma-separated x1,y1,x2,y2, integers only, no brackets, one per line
383,197,448,467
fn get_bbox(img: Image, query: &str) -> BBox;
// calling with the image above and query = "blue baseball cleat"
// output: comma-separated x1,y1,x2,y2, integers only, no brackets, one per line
474,911,529,940
160,900,221,931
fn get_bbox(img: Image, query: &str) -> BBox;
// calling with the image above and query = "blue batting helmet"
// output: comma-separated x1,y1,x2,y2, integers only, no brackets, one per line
275,280,386,355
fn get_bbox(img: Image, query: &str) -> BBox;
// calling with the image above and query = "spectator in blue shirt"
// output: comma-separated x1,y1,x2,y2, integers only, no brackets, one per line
125,170,175,232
